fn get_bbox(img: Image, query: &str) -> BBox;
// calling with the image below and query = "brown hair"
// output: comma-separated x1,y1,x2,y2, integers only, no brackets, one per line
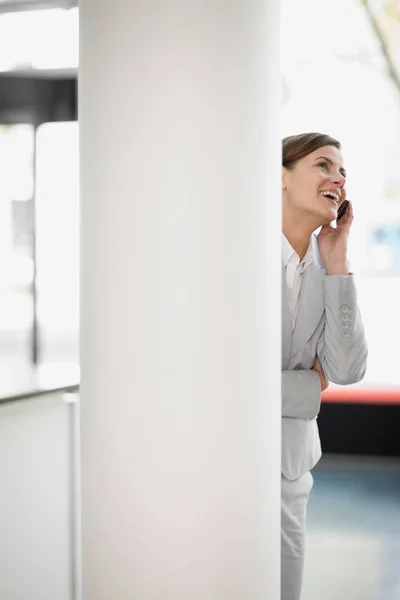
282,132,341,170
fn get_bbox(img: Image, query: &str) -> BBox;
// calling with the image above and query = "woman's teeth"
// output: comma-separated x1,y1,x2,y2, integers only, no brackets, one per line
320,191,340,203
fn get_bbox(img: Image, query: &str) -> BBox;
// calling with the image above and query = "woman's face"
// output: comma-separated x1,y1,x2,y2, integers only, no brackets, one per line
282,145,347,224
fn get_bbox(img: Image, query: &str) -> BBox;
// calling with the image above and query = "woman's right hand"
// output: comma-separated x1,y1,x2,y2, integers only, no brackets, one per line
313,357,329,392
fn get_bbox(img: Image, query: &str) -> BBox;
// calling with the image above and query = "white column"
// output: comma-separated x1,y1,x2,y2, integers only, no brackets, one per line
79,2,281,599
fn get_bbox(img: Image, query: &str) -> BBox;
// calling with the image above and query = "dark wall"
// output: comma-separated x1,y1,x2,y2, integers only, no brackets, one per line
318,402,400,456
0,75,77,124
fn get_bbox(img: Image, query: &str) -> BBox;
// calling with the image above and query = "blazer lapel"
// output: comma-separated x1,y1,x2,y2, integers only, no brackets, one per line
291,261,325,356
282,263,293,368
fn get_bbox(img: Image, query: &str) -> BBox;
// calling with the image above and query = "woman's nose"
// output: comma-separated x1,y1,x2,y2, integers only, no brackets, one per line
331,172,346,186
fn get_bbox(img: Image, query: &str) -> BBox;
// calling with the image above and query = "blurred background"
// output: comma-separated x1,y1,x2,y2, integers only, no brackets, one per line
0,0,399,599
0,2,78,371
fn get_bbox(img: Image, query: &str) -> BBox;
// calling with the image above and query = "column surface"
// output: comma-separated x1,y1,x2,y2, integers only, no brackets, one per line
79,2,281,598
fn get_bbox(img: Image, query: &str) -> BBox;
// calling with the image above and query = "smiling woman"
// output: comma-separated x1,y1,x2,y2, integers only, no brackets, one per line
280,131,368,600
282,132,347,235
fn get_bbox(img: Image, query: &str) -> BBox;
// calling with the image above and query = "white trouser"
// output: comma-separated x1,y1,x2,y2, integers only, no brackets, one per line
281,471,314,600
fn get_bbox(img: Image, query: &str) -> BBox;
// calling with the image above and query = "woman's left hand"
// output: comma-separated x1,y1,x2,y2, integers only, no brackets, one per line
317,200,354,275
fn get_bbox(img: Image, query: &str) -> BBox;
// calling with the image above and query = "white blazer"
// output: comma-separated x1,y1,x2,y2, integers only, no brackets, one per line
281,235,368,481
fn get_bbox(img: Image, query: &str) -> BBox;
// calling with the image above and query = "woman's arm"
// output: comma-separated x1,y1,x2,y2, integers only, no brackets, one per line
282,358,328,419
317,275,368,385
316,201,368,385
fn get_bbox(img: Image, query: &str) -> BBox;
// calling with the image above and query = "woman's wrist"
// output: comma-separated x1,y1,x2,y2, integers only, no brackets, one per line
325,263,351,276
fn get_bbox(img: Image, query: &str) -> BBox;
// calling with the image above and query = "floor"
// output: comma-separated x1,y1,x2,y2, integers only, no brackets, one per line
303,455,400,600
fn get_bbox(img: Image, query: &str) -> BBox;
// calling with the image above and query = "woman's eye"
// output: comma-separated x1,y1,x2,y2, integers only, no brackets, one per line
318,162,328,170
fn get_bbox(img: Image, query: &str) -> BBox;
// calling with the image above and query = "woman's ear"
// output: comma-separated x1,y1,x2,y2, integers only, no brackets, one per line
282,167,288,191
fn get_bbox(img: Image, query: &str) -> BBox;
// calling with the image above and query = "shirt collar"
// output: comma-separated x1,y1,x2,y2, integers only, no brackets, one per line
282,234,314,269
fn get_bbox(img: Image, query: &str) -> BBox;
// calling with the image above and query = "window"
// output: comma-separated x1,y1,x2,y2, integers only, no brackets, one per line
0,124,35,366
35,121,79,365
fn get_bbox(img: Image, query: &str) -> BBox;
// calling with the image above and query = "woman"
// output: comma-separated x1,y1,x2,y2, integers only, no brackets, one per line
280,132,368,600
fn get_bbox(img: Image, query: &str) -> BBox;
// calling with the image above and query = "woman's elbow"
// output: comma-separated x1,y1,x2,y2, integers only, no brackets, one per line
327,351,368,386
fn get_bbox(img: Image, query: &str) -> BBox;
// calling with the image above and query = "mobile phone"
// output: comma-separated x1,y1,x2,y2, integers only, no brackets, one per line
337,200,349,221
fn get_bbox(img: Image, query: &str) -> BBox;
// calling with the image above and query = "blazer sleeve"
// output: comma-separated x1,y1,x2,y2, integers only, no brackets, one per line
282,369,322,419
317,275,368,385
